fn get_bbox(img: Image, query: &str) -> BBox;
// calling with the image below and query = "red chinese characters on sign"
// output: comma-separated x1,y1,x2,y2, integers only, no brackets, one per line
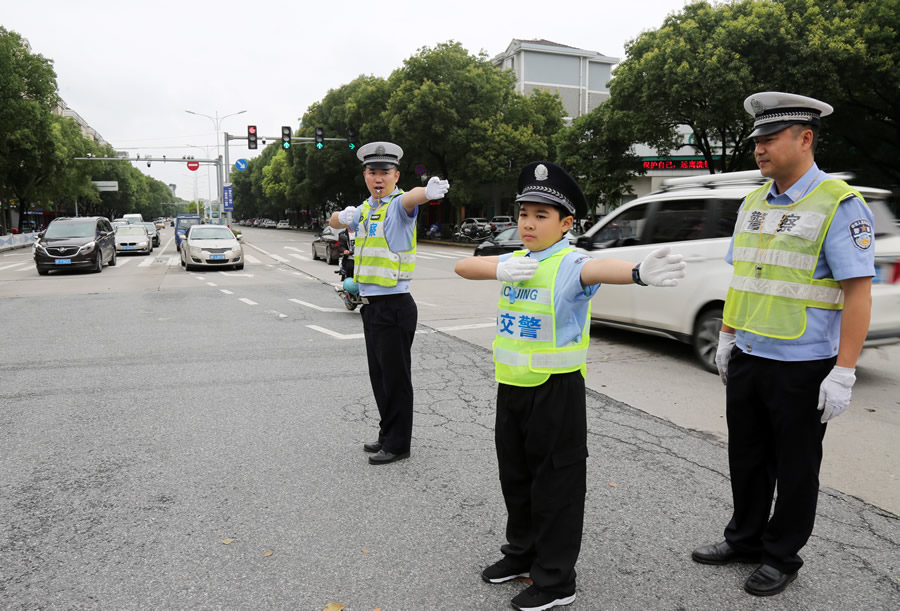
642,159,709,170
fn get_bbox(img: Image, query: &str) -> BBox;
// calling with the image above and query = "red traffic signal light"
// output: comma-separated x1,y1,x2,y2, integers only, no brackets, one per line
247,125,258,150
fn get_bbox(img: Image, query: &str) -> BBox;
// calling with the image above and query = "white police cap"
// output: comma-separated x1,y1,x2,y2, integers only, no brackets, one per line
744,91,833,138
357,141,403,169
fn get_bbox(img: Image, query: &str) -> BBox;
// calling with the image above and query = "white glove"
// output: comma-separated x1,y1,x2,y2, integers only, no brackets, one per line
817,366,856,423
637,246,687,287
338,206,357,226
425,176,450,200
716,331,736,386
496,257,539,283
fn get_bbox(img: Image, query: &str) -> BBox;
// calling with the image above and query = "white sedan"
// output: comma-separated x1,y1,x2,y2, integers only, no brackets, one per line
115,225,152,255
180,225,244,271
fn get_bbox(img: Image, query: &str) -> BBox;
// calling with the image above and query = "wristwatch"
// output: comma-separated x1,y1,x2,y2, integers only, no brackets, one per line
632,263,648,286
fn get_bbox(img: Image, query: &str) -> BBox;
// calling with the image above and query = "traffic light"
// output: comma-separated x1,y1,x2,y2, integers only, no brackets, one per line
346,127,359,150
315,127,325,150
247,125,258,150
281,126,292,149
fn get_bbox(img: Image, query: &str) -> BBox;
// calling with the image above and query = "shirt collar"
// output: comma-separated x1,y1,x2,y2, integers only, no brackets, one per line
368,187,400,207
526,237,570,261
765,163,820,203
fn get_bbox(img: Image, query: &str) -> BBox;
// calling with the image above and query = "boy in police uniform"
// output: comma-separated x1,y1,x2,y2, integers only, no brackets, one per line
330,142,450,465
455,161,686,610
692,92,876,596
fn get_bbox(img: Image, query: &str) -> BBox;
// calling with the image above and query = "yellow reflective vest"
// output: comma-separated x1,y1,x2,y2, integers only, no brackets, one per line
353,192,416,287
723,178,867,339
493,249,591,387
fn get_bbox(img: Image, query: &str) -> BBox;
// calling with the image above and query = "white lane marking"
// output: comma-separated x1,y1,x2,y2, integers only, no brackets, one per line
418,250,463,259
306,325,365,340
288,253,311,261
414,253,436,260
288,298,355,313
222,273,254,277
243,243,271,256
168,256,180,266
220,289,234,295
115,258,132,267
284,246,306,252
245,254,261,264
239,298,258,305
138,256,156,267
0,261,31,271
420,249,469,258
266,310,288,319
270,254,289,263
206,282,217,287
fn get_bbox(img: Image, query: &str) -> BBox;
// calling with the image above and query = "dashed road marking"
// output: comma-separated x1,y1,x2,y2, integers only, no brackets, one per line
239,298,258,305
288,253,311,261
220,289,234,295
306,325,364,340
245,255,262,264
288,298,356,313
206,282,217,287
0,261,30,271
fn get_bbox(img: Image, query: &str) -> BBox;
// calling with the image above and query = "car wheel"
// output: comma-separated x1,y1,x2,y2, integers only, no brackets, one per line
311,245,319,260
176,243,180,252
692,307,723,374
109,248,117,266
37,266,49,275
93,252,103,273
326,245,338,265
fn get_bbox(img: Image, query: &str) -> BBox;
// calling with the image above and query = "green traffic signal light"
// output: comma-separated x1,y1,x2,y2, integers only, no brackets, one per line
283,141,291,150
281,126,292,150
315,127,325,150
348,142,356,150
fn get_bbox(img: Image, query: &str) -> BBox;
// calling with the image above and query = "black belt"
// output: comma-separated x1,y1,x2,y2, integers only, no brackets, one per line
361,293,408,304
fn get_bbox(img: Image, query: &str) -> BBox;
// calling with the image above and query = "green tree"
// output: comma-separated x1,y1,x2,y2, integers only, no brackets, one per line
554,102,645,214
0,27,61,231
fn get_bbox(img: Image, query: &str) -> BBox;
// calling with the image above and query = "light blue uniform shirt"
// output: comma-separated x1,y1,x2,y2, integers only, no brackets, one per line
498,237,599,347
725,163,875,361
346,187,418,296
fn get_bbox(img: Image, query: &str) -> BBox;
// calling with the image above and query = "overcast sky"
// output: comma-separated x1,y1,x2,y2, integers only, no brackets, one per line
4,0,690,202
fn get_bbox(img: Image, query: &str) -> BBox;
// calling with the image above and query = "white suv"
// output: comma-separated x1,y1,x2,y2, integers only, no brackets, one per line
577,170,900,372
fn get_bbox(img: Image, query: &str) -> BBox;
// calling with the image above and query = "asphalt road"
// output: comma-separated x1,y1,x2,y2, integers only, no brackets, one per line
0,226,897,609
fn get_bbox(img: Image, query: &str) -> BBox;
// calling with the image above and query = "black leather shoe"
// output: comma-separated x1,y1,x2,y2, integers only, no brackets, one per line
368,449,410,465
363,441,382,453
744,564,797,596
692,541,761,565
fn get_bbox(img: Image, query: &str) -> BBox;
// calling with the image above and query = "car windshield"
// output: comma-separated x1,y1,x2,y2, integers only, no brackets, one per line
176,218,201,229
117,226,147,236
496,227,519,241
45,221,94,239
190,228,234,240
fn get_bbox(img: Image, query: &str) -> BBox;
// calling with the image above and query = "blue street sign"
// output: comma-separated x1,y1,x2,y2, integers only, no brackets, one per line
415,164,426,176
223,183,233,212
235,159,248,171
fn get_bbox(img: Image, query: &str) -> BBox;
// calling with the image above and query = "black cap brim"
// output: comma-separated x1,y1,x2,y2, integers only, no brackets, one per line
363,162,398,170
749,120,811,139
515,192,576,216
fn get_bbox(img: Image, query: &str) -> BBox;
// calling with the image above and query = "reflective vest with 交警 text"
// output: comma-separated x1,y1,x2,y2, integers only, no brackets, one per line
353,192,416,287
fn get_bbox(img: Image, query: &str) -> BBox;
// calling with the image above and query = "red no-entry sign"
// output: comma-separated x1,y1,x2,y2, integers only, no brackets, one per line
187,161,200,171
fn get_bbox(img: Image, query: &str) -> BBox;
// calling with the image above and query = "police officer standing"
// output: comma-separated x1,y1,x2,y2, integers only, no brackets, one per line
330,142,449,465
692,92,876,596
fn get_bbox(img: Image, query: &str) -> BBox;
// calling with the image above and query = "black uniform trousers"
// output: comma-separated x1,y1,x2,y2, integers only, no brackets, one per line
360,293,417,454
495,370,588,597
724,348,834,574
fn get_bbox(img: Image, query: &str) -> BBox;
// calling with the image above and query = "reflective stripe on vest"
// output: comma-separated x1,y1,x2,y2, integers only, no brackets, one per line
723,178,866,339
353,192,416,287
493,248,590,387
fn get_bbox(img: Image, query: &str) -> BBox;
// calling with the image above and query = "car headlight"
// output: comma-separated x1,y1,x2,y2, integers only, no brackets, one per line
33,242,47,256
137,241,148,247
191,246,202,256
231,245,241,252
78,241,96,254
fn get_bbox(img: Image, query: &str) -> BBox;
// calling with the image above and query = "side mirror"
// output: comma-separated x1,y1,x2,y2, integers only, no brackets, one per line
575,235,592,250
235,234,242,241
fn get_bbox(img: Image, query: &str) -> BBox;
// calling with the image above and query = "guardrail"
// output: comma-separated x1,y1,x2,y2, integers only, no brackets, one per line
0,232,39,252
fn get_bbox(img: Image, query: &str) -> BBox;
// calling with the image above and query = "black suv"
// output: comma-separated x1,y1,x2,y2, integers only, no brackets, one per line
34,216,117,275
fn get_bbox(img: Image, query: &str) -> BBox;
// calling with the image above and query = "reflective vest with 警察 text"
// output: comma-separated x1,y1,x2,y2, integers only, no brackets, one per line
353,192,416,287
723,178,867,339
493,249,590,387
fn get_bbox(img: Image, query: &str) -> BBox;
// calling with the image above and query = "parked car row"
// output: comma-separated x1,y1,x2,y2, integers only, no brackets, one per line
237,218,288,228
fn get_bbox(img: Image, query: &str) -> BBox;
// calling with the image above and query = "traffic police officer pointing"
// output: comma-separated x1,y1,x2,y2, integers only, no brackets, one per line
456,161,685,610
330,142,449,465
692,93,876,596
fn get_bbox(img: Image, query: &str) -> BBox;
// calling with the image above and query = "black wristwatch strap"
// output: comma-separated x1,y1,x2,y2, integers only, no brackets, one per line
632,263,648,286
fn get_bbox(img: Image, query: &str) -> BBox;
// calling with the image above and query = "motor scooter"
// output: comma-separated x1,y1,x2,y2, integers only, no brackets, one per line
334,251,362,311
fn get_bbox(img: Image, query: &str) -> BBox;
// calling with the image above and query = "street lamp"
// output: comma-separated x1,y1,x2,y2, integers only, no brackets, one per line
184,109,246,159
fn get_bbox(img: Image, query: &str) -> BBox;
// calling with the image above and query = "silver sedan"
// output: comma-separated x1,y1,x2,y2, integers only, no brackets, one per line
180,225,244,271
114,225,152,255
